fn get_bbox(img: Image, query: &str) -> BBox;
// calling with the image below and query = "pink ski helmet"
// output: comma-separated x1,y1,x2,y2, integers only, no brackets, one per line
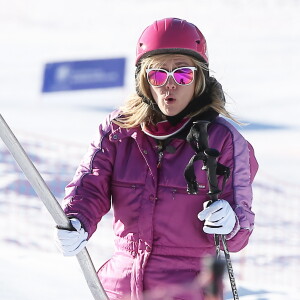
136,18,208,66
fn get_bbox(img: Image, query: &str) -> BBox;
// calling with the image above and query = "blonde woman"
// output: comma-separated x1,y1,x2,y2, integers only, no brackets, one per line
55,18,258,300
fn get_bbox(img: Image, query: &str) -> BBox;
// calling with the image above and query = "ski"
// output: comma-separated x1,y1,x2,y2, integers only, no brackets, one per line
0,114,109,300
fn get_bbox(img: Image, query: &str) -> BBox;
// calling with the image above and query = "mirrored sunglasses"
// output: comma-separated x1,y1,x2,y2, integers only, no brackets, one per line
146,67,197,87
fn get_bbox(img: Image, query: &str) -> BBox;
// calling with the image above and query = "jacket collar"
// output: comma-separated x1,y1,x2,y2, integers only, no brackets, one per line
141,117,193,140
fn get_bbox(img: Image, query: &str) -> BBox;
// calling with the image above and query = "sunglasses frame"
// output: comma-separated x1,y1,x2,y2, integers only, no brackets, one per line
146,66,197,87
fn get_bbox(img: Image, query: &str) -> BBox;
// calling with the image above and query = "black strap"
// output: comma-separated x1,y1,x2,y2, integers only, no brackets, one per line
184,122,230,195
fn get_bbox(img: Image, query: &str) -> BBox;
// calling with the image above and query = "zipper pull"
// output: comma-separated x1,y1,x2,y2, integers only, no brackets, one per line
157,151,163,168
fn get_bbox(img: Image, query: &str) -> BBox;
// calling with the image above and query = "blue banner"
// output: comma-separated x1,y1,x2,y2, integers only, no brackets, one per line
42,58,126,92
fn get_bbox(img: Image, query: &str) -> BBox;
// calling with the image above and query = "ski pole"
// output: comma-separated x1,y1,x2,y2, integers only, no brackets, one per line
0,114,109,300
195,120,239,300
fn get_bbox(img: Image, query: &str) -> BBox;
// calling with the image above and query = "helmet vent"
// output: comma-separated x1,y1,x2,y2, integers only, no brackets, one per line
196,40,200,44
139,43,147,50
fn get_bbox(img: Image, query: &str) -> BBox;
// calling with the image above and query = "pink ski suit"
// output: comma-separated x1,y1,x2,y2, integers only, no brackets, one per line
63,111,258,300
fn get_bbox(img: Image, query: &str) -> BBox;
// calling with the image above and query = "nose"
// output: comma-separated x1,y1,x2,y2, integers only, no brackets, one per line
165,75,176,89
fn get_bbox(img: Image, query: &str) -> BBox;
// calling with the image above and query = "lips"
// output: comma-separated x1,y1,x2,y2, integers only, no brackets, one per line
164,96,176,102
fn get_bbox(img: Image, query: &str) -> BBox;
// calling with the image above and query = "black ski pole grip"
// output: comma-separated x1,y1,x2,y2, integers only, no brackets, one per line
205,148,221,202
193,120,220,202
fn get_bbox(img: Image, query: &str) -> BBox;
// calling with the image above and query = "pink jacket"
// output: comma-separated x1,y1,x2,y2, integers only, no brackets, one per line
63,111,258,299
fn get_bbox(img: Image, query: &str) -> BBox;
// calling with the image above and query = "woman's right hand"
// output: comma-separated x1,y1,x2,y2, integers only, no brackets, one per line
54,218,88,256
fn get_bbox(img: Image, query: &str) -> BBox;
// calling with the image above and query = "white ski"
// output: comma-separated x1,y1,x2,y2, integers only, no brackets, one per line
0,114,109,300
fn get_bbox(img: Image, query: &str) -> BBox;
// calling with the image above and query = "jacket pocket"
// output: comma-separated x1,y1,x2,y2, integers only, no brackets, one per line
166,186,208,202
111,181,145,237
98,252,134,299
112,180,145,190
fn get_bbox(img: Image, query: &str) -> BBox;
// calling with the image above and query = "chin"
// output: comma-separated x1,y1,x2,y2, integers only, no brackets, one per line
163,112,175,117
160,108,178,117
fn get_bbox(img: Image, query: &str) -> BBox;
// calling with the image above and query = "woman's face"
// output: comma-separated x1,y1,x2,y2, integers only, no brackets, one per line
147,55,196,116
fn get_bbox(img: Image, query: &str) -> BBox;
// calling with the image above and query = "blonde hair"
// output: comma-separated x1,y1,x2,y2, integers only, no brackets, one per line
114,54,237,128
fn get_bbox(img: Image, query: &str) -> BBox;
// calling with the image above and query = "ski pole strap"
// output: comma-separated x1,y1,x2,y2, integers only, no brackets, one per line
216,162,230,192
184,154,230,195
184,151,206,194
184,120,230,195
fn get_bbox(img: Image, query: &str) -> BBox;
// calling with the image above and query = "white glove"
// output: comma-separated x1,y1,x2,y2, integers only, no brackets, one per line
55,218,88,256
198,200,236,235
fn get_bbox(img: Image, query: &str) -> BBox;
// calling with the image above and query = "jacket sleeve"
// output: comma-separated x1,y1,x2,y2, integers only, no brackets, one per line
62,113,117,238
209,118,259,252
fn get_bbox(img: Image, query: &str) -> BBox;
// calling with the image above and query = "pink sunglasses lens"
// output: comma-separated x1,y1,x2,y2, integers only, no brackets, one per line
147,70,168,86
173,68,194,85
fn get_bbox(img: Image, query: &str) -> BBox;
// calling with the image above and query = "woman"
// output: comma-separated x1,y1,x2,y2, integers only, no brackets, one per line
55,18,258,299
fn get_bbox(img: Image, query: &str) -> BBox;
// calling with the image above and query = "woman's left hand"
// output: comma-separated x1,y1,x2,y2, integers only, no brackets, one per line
198,199,237,235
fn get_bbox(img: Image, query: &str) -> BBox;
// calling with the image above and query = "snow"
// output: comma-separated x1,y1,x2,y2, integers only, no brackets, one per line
1,0,300,299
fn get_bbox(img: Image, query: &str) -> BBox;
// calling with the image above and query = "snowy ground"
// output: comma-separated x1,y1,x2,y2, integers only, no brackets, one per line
1,0,300,299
